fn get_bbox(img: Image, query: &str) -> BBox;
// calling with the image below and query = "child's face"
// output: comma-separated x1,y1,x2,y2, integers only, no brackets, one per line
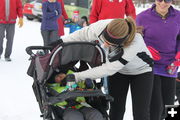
55,73,66,83
72,17,79,23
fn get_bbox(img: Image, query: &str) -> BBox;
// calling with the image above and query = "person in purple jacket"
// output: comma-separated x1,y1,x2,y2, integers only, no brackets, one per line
136,0,180,120
41,0,61,46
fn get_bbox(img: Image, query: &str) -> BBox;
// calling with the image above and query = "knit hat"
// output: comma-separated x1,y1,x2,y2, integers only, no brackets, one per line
102,19,131,46
72,10,79,18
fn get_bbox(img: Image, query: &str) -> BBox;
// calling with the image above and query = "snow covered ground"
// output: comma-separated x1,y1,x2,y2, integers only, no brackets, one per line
0,5,179,120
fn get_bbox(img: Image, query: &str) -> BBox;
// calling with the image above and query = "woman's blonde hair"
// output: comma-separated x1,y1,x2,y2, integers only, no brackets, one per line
106,16,136,47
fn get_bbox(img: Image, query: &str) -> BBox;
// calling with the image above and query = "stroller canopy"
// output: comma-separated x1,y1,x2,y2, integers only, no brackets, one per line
31,42,106,83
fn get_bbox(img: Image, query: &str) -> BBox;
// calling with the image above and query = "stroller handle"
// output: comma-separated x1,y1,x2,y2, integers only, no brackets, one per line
26,46,52,56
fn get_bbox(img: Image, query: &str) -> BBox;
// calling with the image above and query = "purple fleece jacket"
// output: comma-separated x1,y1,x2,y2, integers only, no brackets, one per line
41,1,61,30
136,4,180,77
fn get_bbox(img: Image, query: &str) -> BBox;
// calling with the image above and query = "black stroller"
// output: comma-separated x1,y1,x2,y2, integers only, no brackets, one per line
26,42,113,120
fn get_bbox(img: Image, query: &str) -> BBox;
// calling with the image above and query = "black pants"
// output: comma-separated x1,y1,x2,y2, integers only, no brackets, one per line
41,30,59,46
150,75,176,120
176,80,180,103
108,72,153,120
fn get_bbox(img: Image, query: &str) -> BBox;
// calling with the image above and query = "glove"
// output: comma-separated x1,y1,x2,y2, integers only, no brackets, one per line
85,78,95,89
18,17,23,28
173,52,180,66
147,46,161,61
173,59,180,66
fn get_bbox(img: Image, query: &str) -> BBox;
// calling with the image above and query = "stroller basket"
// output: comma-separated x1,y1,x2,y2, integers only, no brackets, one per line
47,89,113,105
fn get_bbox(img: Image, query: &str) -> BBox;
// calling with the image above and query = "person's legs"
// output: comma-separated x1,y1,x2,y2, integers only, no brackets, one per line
161,76,176,104
130,72,153,120
5,24,15,58
0,24,6,57
150,75,164,120
49,30,59,45
80,107,105,120
41,30,50,46
161,76,176,119
109,73,130,120
63,108,84,120
176,81,180,104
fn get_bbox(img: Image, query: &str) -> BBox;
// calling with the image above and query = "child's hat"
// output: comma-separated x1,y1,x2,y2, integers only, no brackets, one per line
72,10,79,18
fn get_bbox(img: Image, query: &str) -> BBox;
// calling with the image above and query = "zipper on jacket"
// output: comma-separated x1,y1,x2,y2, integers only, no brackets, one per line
5,0,10,21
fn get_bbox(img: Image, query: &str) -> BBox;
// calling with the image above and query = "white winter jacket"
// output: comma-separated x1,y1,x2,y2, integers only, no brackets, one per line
62,19,152,81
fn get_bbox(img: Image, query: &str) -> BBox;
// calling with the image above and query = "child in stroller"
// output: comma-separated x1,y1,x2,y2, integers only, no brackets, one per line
49,69,105,120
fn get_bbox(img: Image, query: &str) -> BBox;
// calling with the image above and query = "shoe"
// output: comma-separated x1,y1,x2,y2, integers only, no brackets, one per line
5,57,11,61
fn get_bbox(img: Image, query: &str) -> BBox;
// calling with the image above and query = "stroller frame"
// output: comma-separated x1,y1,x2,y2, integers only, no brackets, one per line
26,42,113,120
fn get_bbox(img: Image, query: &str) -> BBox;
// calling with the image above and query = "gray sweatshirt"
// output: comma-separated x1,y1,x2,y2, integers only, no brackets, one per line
62,19,152,81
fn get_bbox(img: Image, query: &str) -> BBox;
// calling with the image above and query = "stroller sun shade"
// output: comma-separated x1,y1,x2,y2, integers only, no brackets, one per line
56,42,104,66
32,42,105,83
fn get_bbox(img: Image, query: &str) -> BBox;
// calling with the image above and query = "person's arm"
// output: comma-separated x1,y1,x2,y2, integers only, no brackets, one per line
59,0,68,20
166,32,180,75
17,0,23,18
172,32,180,66
17,0,23,27
136,14,145,36
42,3,57,19
56,2,62,18
89,0,102,24
136,14,161,61
74,60,124,81
74,33,148,81
50,2,61,21
125,0,136,19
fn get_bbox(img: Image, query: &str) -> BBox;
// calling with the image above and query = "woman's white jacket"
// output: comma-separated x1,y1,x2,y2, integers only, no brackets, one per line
62,19,152,81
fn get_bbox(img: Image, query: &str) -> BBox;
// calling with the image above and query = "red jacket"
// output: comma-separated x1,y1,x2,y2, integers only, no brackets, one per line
0,0,23,24
57,0,68,36
89,0,136,24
